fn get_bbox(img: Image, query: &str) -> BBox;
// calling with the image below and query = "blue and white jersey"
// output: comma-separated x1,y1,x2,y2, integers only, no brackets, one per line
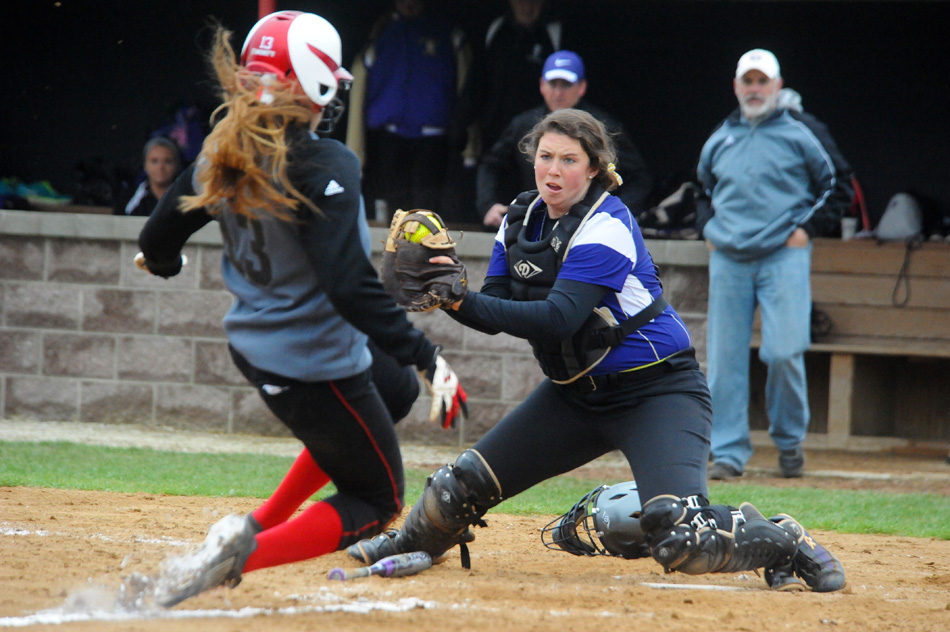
488,193,693,374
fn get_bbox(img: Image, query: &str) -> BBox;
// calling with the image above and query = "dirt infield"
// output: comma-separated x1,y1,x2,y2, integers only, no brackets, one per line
1,422,949,630
1,485,949,631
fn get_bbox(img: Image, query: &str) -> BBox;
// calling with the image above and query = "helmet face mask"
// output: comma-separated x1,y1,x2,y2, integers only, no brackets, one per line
542,482,650,560
315,92,348,134
240,10,352,122
542,486,603,556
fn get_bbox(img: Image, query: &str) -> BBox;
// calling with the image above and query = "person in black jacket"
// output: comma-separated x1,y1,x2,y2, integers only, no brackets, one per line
476,50,651,229
453,0,562,154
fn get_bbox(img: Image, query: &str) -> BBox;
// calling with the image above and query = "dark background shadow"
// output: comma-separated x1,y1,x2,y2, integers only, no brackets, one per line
2,0,947,226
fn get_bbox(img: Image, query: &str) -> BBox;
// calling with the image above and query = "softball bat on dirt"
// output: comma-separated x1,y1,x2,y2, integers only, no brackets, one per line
327,551,432,581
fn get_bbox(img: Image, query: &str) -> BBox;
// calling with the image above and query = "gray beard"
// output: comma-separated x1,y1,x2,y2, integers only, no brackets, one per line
740,94,778,125
741,104,775,126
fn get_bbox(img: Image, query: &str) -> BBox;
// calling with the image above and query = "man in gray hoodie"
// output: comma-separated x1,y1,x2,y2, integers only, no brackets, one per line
697,49,853,480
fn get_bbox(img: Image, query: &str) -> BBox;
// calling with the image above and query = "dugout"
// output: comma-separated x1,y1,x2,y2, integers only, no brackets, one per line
1,1,948,228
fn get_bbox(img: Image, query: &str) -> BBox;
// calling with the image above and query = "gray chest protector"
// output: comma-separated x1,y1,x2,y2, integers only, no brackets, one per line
503,188,667,384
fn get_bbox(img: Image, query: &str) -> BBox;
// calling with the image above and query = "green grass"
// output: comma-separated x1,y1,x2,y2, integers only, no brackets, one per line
709,486,950,539
1,441,947,539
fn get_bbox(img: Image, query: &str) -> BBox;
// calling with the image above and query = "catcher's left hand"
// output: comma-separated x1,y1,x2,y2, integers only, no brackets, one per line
380,210,468,312
421,354,468,429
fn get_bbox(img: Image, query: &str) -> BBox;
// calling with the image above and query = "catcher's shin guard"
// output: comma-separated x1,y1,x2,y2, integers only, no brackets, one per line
347,449,502,565
640,495,800,575
764,514,847,592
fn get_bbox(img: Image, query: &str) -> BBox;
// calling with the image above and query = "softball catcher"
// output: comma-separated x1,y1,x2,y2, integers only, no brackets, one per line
347,108,846,593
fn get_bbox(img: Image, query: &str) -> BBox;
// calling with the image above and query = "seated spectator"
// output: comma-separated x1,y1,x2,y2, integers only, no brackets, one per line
476,50,651,229
113,137,181,217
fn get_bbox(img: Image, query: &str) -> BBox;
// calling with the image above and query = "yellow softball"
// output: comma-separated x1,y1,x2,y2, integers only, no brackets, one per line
405,214,443,243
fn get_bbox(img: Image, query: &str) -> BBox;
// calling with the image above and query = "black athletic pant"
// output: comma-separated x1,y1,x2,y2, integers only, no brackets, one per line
473,354,713,505
230,346,406,548
366,337,419,422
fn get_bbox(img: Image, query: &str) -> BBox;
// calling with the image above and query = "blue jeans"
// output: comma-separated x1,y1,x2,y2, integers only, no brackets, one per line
706,245,812,471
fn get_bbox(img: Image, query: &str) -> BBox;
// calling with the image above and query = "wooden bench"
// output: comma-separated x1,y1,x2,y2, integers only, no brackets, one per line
749,238,950,451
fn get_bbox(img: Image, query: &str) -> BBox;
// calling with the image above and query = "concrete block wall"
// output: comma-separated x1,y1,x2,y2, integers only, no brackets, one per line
0,210,710,447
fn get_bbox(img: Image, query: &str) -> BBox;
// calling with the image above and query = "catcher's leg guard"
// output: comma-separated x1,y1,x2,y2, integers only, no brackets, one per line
347,449,502,565
764,514,847,592
640,495,800,575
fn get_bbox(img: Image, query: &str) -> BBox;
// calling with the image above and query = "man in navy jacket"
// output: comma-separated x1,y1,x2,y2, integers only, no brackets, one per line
476,50,651,229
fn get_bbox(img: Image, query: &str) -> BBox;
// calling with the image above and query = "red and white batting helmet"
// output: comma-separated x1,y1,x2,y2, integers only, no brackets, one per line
240,11,353,110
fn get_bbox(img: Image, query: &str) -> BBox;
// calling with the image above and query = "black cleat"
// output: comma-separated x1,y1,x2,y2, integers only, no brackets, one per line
346,529,402,565
770,514,846,592
347,527,476,565
708,462,743,480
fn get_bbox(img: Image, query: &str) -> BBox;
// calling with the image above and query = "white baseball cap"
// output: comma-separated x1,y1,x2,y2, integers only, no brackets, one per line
735,49,780,79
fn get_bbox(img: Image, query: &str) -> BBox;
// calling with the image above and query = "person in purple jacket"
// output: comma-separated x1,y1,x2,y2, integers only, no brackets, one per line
346,0,470,218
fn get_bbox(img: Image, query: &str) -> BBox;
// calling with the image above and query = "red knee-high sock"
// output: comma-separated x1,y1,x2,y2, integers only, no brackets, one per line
242,500,343,572
252,448,330,530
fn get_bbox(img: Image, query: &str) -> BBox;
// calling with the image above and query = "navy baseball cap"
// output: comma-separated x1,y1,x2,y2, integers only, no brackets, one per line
542,51,585,84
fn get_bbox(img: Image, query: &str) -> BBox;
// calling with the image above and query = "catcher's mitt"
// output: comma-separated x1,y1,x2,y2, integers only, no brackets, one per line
381,209,468,312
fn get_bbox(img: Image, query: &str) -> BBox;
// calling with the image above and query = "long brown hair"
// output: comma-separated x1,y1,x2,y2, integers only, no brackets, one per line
179,25,318,219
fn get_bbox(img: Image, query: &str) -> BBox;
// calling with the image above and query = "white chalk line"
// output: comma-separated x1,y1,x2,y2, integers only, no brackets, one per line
0,521,191,548
641,582,751,591
0,522,441,626
0,598,435,627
